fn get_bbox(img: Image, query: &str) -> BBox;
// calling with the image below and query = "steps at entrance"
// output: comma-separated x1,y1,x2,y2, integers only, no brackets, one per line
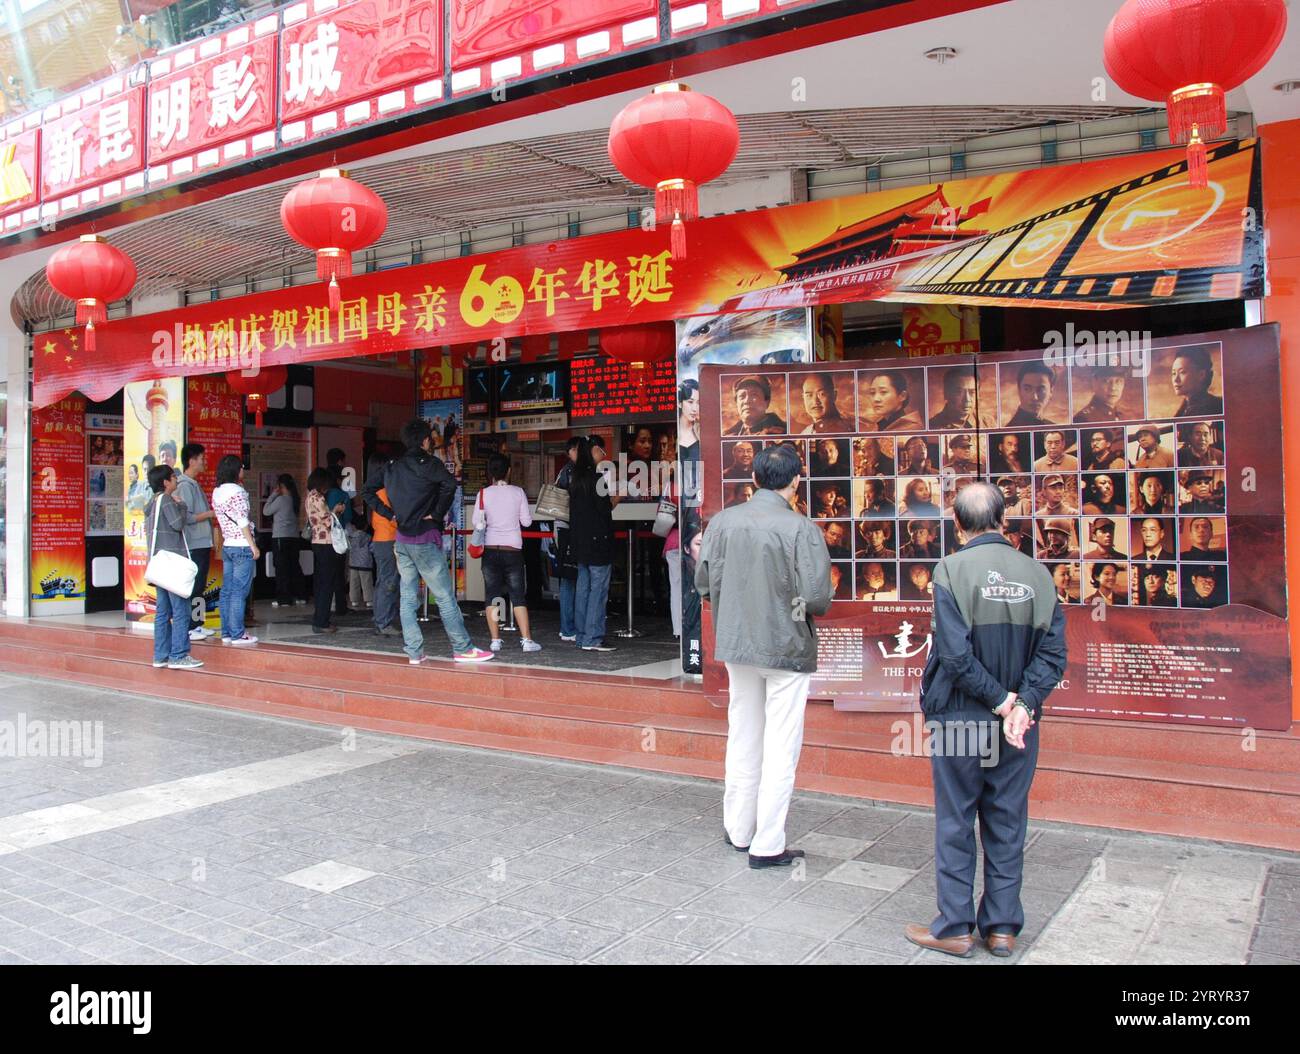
2,618,1298,851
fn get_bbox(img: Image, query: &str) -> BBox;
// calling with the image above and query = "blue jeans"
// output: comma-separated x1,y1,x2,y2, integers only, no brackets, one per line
219,546,255,640
559,577,577,637
574,563,612,648
372,540,399,630
153,586,191,663
396,541,472,659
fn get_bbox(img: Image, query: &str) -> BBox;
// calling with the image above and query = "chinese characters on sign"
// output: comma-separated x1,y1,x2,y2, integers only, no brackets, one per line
281,0,442,121
147,37,277,162
40,87,145,199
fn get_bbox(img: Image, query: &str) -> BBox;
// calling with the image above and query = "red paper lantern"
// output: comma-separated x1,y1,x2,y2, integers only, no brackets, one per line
280,168,387,309
1104,0,1287,186
226,365,287,428
44,235,136,352
599,322,675,389
608,83,739,258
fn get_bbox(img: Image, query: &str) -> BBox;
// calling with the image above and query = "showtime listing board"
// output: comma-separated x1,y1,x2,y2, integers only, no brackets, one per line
697,325,1290,731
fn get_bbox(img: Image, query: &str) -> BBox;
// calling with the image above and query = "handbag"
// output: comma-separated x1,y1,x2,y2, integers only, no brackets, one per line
652,497,677,538
467,491,486,560
534,481,569,522
330,513,349,555
145,499,199,599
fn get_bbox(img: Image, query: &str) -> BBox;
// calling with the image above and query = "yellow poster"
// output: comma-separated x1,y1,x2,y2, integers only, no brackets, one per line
123,379,185,623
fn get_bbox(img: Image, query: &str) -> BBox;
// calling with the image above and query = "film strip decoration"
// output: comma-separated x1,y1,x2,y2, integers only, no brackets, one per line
895,139,1263,305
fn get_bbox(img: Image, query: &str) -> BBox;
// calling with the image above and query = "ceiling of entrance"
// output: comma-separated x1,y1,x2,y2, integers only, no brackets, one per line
11,102,1135,327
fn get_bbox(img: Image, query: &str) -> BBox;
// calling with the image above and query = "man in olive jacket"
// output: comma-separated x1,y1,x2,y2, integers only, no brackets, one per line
695,444,833,869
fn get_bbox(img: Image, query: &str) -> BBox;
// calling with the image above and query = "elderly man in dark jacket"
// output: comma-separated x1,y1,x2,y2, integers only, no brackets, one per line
695,444,832,869
907,481,1067,959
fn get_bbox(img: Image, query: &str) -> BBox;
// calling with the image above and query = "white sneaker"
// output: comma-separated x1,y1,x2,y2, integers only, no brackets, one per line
152,660,167,668
229,634,258,646
198,627,215,637
559,633,576,642
409,655,426,666
520,639,542,653
168,656,204,670
188,629,206,642
270,601,280,608
489,639,503,652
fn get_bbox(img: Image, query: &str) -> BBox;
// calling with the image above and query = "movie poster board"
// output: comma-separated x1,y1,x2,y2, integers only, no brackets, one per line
697,325,1290,731
678,308,812,675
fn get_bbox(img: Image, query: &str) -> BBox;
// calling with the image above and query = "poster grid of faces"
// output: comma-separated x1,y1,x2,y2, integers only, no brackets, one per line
718,343,1229,608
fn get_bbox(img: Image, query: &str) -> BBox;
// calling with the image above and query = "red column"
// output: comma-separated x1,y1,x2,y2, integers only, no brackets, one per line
1260,119,1300,721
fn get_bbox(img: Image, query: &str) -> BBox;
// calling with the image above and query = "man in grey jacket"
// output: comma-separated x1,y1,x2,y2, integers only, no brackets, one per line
175,443,217,640
695,444,833,869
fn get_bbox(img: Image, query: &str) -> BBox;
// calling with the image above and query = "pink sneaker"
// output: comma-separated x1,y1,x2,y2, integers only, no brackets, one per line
453,647,494,663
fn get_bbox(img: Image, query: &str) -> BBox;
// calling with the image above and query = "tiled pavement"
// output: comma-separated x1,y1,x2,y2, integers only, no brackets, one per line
0,671,1297,965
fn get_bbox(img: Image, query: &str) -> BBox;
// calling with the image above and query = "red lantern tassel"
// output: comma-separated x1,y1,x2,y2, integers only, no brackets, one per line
655,179,698,228
1187,133,1209,189
1167,84,1226,145
670,213,687,260
318,248,349,310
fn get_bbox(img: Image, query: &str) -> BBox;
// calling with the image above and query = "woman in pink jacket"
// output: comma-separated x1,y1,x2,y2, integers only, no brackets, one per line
473,452,542,653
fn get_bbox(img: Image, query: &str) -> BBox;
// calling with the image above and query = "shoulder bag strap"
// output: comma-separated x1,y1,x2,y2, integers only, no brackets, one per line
149,499,160,559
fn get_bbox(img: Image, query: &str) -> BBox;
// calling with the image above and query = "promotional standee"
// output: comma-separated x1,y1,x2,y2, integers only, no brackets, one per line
30,396,87,608
185,376,245,621
123,379,185,623
677,308,813,675
698,325,1290,731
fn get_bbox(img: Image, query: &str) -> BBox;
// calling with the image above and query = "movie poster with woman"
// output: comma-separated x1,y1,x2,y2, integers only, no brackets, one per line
123,379,185,623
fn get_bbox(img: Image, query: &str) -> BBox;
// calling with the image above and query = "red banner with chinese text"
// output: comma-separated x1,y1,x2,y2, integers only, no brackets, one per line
33,141,1265,408
30,396,87,606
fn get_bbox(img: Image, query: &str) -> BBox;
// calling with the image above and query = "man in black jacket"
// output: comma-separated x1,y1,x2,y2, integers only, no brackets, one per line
906,481,1067,959
371,419,491,665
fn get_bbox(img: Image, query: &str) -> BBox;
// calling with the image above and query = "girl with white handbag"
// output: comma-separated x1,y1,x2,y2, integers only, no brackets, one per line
143,465,204,671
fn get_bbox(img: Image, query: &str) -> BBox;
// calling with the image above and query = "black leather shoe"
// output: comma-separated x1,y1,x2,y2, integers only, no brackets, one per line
748,848,805,869
723,832,749,852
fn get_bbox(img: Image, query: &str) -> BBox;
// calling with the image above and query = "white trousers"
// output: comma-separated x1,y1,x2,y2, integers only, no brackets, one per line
665,548,682,638
723,661,811,857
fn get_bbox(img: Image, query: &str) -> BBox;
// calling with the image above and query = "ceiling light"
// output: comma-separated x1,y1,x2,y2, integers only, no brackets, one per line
925,47,958,65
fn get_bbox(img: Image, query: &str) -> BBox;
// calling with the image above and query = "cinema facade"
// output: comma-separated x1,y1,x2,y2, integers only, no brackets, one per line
1,0,1298,850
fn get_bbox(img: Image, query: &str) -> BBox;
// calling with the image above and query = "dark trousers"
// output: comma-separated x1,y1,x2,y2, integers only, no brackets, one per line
272,537,305,603
372,540,398,629
188,546,212,630
312,543,342,629
334,547,350,615
930,718,1039,939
